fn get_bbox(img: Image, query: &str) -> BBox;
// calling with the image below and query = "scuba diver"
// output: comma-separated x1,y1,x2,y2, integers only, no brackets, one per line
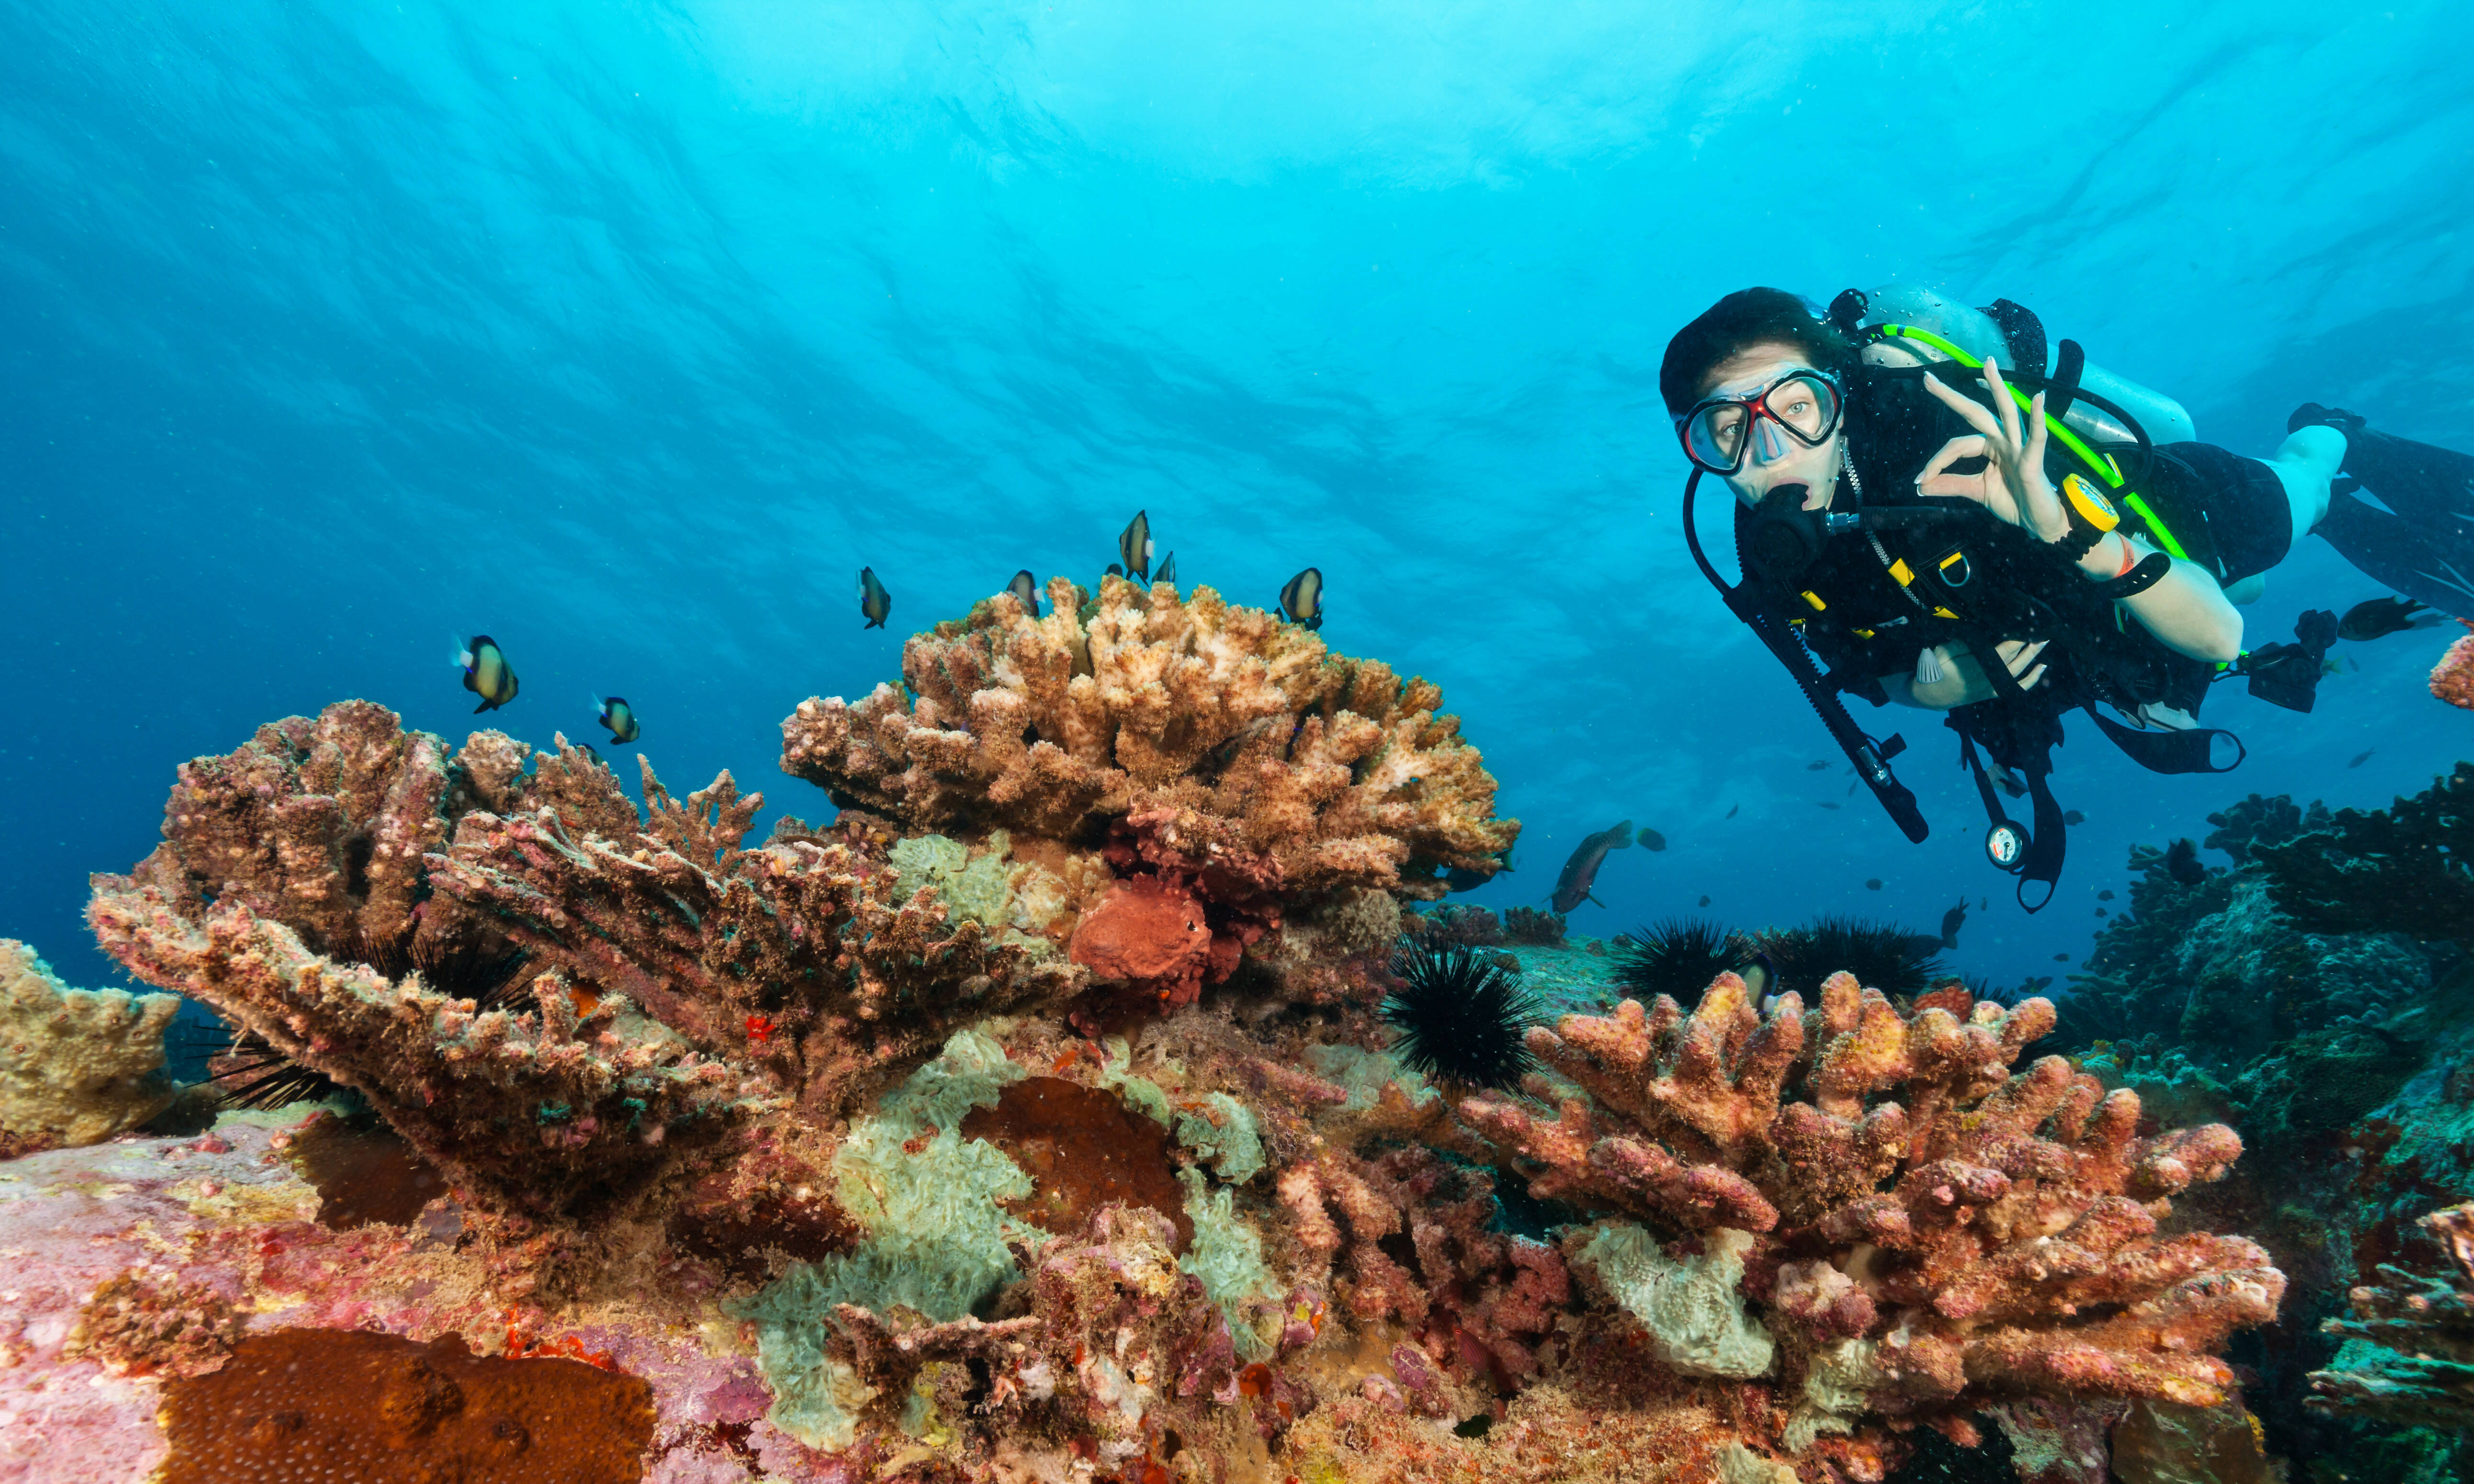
1666,284,2474,906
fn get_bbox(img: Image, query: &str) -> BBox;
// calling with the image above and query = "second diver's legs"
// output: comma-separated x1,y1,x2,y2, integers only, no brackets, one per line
2266,424,2341,539
2290,404,2474,619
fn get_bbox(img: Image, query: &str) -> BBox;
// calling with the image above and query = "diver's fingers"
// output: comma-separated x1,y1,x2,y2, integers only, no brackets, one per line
2020,662,2048,690
2024,389,2050,472
1983,356,2022,449
1921,371,2005,441
1918,434,1992,494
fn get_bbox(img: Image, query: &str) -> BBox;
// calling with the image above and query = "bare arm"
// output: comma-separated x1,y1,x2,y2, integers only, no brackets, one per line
1918,361,2243,663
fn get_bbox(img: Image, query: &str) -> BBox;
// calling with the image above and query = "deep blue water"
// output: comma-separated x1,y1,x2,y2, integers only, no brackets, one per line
4,0,2470,995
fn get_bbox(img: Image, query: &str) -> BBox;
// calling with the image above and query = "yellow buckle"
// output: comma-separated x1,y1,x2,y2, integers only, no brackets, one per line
1801,590,1827,611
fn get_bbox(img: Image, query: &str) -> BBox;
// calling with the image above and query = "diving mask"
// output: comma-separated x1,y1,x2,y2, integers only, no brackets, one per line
1675,369,1844,475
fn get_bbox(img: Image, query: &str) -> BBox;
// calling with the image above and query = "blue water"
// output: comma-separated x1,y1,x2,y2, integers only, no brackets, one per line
4,1,2471,995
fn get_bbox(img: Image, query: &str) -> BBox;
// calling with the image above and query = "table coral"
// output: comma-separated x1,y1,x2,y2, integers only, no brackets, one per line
779,576,1517,900
0,939,179,1154
1458,971,2284,1475
2308,1200,2474,1428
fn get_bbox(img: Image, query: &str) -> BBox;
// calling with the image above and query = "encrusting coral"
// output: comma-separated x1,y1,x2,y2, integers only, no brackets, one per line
0,938,180,1155
2308,1201,2474,1428
1458,972,2284,1477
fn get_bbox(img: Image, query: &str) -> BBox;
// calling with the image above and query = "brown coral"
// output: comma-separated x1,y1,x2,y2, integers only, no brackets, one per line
1459,972,2282,1473
780,576,1517,900
160,1327,655,1484
88,701,1084,1217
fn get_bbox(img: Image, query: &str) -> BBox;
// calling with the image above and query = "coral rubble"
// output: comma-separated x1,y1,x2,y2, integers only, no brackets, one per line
1460,972,2282,1474
0,939,179,1155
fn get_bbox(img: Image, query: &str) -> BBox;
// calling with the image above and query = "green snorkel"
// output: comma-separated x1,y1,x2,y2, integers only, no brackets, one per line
1865,322,2192,562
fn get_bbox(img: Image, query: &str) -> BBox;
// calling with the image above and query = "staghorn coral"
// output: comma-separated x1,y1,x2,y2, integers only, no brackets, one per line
780,575,1517,900
1459,971,2283,1474
0,939,180,1153
2308,1200,2474,1428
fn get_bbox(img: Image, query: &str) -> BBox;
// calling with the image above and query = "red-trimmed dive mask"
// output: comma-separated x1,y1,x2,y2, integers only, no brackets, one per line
1675,369,1844,475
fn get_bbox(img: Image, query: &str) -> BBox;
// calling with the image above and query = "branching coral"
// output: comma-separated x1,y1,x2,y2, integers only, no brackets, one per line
2308,1201,2474,1428
1458,972,2282,1473
780,576,1517,899
0,939,179,1153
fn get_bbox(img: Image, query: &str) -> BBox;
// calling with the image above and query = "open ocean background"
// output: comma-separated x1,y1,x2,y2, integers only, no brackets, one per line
3,0,2469,996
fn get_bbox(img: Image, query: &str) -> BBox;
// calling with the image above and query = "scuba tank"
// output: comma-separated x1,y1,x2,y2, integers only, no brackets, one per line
1847,283,2197,449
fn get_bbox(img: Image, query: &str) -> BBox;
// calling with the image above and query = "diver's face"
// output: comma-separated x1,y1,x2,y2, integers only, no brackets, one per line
1697,343,1841,510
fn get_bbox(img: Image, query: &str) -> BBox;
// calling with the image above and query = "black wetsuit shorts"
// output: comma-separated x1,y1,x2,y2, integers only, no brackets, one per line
2148,443,2293,585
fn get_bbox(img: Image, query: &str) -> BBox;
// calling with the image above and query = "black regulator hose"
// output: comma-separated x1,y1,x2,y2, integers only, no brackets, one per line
1682,472,1930,844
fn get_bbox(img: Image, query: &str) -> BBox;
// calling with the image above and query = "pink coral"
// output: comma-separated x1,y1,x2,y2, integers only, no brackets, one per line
1069,877,1216,1009
2431,621,2474,710
1459,972,2282,1474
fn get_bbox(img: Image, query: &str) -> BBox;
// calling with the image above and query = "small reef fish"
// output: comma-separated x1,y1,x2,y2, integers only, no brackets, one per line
1698,894,1712,907
859,567,892,629
1155,551,1177,588
2338,596,2438,642
2063,809,2086,826
1118,510,1154,583
1637,827,1666,852
1278,567,1324,630
1005,570,1042,616
2163,837,2205,886
1725,804,1739,819
1806,760,1829,771
1864,878,1882,890
2019,974,2053,993
1939,899,1967,949
1816,801,1841,810
594,696,641,744
2097,889,2114,901
453,635,518,714
2053,952,2071,963
1548,821,1634,912
2349,749,2374,768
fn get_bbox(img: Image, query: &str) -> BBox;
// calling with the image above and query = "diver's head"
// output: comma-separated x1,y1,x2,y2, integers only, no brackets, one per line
1662,288,1854,509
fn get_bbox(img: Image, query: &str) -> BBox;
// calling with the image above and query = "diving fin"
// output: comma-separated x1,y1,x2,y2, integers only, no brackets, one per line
2292,404,2474,527
2294,404,2474,619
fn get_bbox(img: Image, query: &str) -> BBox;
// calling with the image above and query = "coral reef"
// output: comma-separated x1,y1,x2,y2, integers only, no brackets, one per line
1459,972,2282,1474
1502,906,1568,947
0,939,179,1155
1,579,2328,1481
2309,1201,2474,1428
2252,763,2474,941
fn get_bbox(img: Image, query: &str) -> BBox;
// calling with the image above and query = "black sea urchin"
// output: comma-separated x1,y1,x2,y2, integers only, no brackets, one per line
1611,917,1748,1002
1382,941,1545,1091
1755,914,1947,998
